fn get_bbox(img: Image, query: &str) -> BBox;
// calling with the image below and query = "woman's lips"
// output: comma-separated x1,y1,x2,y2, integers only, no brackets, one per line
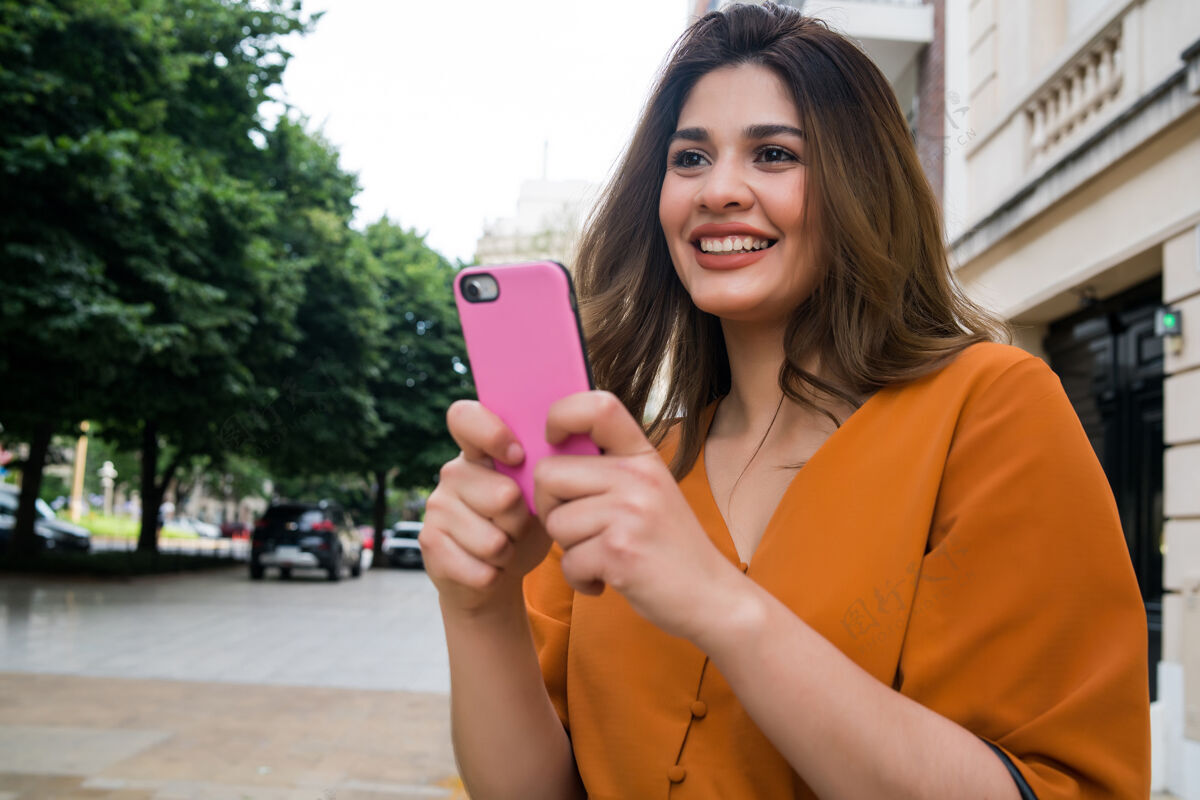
692,241,773,270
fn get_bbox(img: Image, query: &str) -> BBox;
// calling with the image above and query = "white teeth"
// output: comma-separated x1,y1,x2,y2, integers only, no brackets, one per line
697,236,773,253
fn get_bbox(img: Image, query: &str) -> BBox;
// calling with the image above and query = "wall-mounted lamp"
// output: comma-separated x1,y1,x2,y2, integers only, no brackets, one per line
1155,306,1183,355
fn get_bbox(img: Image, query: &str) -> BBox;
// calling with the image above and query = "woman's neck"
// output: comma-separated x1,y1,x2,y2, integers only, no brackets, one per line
714,319,842,438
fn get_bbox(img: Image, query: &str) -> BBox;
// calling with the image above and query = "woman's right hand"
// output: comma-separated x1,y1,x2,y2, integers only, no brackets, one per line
421,400,552,616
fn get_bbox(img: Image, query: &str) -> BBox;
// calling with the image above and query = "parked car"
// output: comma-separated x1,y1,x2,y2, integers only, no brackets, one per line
356,525,375,570
0,485,91,553
383,520,424,568
249,501,364,581
220,520,251,539
172,516,222,539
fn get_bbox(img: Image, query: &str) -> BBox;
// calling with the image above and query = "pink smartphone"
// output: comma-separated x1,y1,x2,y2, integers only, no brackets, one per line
453,261,600,512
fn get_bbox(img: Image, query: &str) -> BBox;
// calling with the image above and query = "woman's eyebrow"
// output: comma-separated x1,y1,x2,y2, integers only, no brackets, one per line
668,124,805,144
745,123,805,140
669,127,708,144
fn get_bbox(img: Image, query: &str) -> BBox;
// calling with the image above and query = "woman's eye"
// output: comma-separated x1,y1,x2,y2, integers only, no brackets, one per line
756,146,797,163
670,150,707,169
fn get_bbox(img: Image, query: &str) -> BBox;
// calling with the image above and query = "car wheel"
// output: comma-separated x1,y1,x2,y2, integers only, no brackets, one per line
250,563,264,580
280,567,292,580
327,550,341,582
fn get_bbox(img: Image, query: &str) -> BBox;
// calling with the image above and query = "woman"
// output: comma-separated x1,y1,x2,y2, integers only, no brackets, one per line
421,4,1150,798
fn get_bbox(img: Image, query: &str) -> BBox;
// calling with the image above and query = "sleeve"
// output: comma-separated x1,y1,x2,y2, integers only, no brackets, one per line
897,354,1151,800
524,542,575,731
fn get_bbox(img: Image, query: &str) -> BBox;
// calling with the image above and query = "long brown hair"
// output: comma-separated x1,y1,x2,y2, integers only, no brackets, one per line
574,2,1008,479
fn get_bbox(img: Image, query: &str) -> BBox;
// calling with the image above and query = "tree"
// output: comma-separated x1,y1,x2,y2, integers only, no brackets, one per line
239,117,387,485
0,0,313,554
359,219,472,556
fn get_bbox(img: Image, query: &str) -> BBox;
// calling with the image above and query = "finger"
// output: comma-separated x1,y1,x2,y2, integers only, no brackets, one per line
532,454,620,519
435,493,516,568
446,400,525,467
545,391,655,457
541,493,610,551
419,523,501,590
557,535,607,596
450,462,533,537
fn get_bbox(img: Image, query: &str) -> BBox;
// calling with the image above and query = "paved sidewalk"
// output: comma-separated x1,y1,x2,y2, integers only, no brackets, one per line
0,571,1182,799
0,568,460,798
0,673,462,800
0,570,449,694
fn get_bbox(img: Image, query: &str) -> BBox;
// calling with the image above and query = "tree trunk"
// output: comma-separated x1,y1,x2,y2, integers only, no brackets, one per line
138,421,161,554
372,468,387,567
138,422,185,555
11,422,53,557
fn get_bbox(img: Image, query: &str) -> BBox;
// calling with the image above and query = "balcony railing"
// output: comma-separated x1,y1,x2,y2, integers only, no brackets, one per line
1025,21,1124,169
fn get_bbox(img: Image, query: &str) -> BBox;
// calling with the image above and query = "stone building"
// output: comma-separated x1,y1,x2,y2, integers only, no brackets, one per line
474,178,599,267
949,0,1200,792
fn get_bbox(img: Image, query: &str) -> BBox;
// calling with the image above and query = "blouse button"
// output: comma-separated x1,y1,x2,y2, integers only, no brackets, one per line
668,765,687,783
690,700,708,718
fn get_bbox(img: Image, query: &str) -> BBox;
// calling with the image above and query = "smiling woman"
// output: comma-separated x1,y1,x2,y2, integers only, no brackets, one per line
576,7,1007,481
420,4,1151,800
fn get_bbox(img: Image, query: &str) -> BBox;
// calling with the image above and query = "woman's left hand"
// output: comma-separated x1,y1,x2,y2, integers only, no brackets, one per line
533,390,744,641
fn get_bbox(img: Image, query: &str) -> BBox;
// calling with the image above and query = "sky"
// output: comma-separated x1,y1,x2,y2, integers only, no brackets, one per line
273,1,688,263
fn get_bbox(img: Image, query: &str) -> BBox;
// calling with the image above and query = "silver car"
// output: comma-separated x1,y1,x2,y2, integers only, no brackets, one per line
383,521,424,568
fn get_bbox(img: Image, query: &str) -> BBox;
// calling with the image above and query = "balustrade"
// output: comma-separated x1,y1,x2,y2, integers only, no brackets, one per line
1026,27,1123,167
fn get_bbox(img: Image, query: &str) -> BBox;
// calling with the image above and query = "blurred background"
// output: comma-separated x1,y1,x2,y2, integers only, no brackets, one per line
0,0,1197,797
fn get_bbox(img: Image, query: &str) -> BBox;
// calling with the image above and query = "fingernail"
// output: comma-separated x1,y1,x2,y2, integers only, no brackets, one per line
506,443,524,464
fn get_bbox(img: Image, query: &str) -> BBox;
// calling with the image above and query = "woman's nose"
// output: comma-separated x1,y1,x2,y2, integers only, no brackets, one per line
695,159,753,211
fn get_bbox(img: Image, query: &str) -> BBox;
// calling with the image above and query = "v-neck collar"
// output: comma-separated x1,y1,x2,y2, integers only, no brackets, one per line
696,389,885,571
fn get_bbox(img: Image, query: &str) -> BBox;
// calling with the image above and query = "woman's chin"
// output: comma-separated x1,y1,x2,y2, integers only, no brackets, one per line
690,295,789,326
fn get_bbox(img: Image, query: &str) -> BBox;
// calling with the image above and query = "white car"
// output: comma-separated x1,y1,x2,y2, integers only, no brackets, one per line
383,521,424,568
173,516,222,538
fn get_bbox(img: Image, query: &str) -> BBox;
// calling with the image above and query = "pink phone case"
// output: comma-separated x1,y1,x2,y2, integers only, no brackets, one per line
454,261,600,512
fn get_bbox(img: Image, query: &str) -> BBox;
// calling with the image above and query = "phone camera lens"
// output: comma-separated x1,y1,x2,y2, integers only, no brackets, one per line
461,273,498,302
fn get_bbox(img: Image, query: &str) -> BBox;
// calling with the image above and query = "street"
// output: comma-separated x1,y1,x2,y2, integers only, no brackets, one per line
0,567,460,799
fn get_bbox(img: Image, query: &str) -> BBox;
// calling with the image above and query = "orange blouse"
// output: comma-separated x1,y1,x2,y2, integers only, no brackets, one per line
524,342,1150,799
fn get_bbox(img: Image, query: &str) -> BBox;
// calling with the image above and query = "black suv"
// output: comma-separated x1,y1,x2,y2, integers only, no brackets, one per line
250,501,363,581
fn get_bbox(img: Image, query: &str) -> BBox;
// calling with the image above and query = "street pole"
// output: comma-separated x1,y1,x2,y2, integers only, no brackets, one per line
99,460,117,517
70,420,89,522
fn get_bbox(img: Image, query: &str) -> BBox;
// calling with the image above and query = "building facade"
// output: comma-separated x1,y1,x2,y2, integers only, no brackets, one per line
948,0,1200,793
474,179,599,267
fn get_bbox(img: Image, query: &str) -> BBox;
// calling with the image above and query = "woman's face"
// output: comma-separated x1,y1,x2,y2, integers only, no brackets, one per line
658,63,818,327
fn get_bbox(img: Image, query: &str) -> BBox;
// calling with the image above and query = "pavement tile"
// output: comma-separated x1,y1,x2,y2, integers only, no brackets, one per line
0,673,458,799
0,726,170,776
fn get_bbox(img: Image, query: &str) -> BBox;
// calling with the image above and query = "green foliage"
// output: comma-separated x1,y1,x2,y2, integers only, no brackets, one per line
0,0,313,552
228,117,386,478
270,471,374,522
0,0,472,552
363,218,473,490
77,429,140,496
73,513,195,539
37,473,70,505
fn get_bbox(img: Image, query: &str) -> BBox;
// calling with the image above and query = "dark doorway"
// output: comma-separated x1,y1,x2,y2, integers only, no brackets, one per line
1044,276,1164,700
